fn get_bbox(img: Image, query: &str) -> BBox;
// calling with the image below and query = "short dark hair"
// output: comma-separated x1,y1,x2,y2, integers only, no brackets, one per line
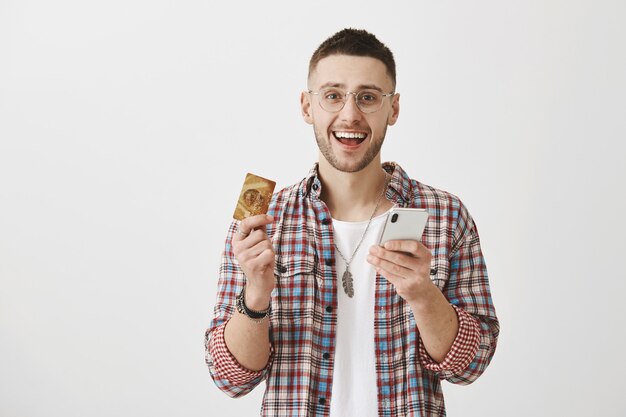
308,28,396,88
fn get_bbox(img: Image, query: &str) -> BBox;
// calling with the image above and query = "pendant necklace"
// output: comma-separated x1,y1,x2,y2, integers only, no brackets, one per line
334,173,389,298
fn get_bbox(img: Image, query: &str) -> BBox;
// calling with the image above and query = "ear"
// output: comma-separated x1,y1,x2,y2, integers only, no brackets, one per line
301,91,313,125
387,93,400,126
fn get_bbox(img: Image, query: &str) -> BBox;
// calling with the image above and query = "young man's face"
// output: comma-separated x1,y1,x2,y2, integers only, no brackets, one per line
301,54,400,173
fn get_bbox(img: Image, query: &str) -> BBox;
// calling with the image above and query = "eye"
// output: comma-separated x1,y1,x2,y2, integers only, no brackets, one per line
359,91,380,102
322,89,343,101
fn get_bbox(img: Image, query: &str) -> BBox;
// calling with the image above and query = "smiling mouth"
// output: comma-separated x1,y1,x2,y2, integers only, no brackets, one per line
333,131,367,146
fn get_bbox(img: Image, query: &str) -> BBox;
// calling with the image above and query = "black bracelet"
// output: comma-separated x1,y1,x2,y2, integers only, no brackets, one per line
236,287,271,321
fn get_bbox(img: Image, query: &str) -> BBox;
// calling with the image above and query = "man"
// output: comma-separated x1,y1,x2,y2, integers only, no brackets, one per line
205,28,499,416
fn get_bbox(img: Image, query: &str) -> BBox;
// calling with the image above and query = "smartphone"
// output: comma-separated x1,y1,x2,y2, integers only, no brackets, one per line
378,208,429,246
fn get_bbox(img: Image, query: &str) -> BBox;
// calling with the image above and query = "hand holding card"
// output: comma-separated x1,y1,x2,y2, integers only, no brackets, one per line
231,173,277,308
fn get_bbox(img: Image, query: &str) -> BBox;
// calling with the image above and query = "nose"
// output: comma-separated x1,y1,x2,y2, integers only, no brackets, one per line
339,93,362,124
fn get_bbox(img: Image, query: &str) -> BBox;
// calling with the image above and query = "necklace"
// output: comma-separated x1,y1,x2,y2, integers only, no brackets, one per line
334,173,389,298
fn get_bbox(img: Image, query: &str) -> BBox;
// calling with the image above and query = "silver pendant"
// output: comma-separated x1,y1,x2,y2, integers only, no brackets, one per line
342,269,354,298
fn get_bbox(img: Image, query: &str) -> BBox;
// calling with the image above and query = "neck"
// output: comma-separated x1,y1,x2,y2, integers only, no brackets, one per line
318,155,393,221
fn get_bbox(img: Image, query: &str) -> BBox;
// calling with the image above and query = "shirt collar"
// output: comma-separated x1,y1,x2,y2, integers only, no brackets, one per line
302,162,414,207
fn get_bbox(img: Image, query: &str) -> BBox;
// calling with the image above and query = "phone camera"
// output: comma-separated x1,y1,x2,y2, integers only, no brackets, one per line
391,213,398,223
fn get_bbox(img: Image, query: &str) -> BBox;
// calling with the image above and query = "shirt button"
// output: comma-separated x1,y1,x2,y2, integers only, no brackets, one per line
318,397,326,405
430,267,438,275
277,265,288,274
325,305,333,313
312,183,319,191
321,218,331,225
324,258,333,266
323,352,330,359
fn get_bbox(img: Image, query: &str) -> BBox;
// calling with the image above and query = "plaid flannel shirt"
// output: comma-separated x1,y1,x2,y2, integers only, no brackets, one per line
205,162,499,416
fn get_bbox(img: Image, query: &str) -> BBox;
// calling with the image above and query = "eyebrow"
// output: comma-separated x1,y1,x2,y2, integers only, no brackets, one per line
318,82,385,93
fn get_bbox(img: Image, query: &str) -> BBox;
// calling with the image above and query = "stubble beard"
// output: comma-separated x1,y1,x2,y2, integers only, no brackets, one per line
314,125,387,173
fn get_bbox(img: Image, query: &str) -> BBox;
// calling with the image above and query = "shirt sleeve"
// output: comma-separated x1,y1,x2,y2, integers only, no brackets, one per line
417,304,481,373
204,220,273,397
208,322,270,385
425,199,500,385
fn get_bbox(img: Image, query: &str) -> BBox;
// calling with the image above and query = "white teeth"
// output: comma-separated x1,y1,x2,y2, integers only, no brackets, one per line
334,132,366,139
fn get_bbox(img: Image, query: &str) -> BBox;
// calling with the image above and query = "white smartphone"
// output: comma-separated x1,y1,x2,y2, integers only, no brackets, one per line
378,208,429,246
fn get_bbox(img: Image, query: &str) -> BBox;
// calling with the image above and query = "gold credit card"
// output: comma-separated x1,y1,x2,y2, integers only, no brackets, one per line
233,173,276,220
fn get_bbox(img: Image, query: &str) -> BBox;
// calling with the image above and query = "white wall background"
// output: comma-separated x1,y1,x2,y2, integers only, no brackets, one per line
1,1,625,416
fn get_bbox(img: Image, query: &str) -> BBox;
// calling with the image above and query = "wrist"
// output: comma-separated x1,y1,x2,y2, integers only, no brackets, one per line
236,286,272,322
407,282,442,313
244,285,272,311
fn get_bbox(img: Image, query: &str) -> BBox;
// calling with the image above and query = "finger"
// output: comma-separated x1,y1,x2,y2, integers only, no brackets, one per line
367,254,412,279
234,215,274,243
382,239,431,258
246,248,275,273
234,230,271,256
374,265,403,286
235,214,274,240
243,228,269,245
241,214,274,232
368,245,418,270
245,239,273,259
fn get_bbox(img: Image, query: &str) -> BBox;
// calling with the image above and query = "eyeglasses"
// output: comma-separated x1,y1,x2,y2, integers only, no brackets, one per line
308,88,395,114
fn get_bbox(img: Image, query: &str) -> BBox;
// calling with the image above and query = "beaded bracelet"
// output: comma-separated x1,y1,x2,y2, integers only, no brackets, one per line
236,287,271,322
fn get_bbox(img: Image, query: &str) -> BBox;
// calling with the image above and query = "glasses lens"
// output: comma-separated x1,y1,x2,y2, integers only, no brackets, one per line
356,90,383,113
318,88,345,112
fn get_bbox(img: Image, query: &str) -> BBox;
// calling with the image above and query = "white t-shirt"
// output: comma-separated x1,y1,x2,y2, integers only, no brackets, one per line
329,210,389,417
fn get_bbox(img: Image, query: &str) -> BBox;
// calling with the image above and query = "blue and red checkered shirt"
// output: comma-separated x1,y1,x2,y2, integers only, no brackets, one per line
205,162,499,416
